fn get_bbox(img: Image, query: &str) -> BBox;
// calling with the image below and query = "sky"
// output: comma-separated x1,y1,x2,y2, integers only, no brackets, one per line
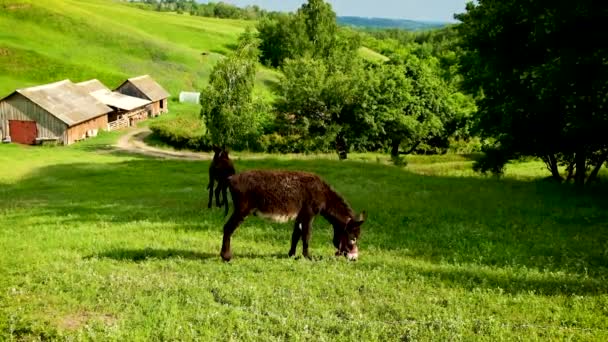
199,0,469,23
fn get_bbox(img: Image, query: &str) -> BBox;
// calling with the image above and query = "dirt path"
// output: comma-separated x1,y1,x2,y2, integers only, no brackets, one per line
115,128,213,160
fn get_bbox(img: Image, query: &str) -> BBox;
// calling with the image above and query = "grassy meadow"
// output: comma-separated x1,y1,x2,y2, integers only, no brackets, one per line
1,131,608,340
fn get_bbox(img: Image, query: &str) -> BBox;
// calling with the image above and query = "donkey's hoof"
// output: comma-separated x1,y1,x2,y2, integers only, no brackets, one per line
220,251,232,262
288,250,296,258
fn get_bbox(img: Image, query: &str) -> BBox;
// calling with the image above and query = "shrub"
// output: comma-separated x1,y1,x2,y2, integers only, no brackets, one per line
149,116,212,151
448,137,483,154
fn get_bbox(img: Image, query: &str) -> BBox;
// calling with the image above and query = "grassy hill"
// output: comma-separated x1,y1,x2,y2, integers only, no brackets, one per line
0,0,279,98
0,0,393,101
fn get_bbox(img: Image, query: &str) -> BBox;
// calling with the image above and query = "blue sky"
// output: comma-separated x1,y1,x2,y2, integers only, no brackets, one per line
199,0,469,22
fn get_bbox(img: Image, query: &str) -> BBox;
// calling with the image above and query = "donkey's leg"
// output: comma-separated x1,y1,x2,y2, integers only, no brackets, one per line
300,211,314,259
207,179,215,209
288,220,302,257
222,182,230,217
215,182,223,208
220,207,248,261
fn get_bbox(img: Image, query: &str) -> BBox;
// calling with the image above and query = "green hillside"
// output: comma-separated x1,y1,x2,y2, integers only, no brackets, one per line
0,0,279,98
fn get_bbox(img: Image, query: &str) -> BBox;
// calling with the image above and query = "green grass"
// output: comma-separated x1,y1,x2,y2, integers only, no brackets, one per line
1,133,608,340
0,0,279,98
358,46,390,63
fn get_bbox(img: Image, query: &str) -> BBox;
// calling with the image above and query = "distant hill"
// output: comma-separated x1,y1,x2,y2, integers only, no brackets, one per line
337,16,448,31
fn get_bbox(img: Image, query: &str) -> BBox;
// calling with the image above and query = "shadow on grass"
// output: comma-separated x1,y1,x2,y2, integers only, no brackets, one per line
261,78,281,93
90,248,297,262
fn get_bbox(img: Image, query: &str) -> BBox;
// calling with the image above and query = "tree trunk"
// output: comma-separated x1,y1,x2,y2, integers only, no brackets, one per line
586,151,608,184
565,158,575,182
390,139,401,157
335,132,348,160
542,154,562,181
574,150,586,188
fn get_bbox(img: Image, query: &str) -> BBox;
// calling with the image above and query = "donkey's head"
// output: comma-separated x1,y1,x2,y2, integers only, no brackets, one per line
333,211,366,261
212,144,229,161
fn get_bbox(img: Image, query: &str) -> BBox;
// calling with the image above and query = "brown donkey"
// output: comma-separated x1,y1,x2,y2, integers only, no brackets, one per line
207,145,235,216
220,170,366,261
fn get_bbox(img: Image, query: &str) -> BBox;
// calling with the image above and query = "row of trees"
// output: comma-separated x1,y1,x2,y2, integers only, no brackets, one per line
199,0,607,185
202,0,474,160
129,0,270,20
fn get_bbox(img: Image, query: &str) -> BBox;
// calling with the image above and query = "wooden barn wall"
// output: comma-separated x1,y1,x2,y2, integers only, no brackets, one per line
159,98,168,114
0,93,67,142
116,82,167,116
151,101,161,116
66,115,108,145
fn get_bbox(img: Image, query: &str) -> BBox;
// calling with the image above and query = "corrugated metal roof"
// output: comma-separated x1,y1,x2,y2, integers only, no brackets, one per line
14,80,113,127
118,75,170,102
90,89,151,111
76,79,109,94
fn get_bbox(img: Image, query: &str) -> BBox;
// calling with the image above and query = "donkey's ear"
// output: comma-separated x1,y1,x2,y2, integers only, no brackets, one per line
212,145,221,153
356,211,367,224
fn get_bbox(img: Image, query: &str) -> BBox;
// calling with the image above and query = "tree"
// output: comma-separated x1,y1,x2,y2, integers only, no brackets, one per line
257,0,341,67
457,0,608,186
367,56,456,157
200,28,265,147
274,52,368,159
256,13,310,68
297,0,338,59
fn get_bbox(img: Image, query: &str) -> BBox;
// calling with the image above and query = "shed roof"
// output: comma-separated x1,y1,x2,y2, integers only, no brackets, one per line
90,89,151,111
117,75,170,102
6,80,113,127
75,79,109,94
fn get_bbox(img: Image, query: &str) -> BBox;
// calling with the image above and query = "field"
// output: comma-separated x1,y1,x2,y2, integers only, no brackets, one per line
1,131,607,340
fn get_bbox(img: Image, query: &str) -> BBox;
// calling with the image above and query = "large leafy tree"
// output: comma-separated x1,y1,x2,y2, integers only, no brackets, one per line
457,0,608,186
256,0,340,67
256,13,309,68
200,28,266,147
274,53,368,159
367,56,457,157
297,0,338,59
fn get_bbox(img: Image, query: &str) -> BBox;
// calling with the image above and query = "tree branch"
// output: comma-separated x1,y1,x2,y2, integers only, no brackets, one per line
399,141,421,155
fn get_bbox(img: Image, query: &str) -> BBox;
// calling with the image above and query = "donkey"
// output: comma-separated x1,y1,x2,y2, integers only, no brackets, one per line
207,145,236,216
219,169,366,261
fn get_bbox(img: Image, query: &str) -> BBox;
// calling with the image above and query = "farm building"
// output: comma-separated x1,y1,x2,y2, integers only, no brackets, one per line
115,75,170,116
0,80,112,145
76,79,152,131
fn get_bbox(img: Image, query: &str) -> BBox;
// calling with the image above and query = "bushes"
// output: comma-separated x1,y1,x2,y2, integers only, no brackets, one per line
149,116,212,151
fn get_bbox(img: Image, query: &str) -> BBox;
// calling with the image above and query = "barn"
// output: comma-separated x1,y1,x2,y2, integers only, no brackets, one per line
115,75,170,116
0,80,112,145
76,79,152,131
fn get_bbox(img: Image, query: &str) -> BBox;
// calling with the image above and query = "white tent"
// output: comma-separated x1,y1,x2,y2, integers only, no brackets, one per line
179,91,201,104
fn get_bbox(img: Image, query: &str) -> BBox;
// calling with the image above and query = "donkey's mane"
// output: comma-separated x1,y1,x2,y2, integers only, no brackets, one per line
322,184,355,224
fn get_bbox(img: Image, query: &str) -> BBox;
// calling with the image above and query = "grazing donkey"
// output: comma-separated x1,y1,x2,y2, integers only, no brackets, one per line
207,145,236,216
220,170,366,261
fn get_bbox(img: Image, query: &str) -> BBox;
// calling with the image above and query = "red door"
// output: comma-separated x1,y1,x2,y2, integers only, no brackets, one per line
9,120,37,145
